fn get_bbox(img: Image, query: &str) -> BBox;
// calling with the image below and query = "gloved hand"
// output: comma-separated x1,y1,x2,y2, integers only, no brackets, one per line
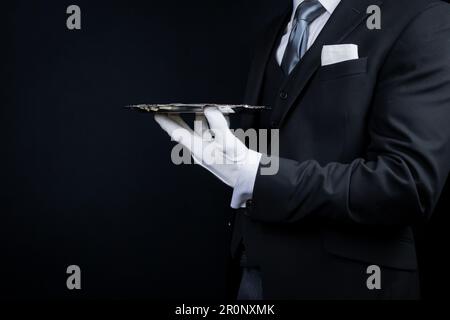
154,107,261,188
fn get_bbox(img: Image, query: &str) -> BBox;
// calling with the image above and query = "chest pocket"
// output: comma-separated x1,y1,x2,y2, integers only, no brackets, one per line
317,57,368,82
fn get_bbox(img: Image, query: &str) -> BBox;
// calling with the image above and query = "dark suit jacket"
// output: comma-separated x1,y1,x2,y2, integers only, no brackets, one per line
232,0,450,299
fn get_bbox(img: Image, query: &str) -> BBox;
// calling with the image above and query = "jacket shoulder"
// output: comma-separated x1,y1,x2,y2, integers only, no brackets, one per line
382,0,450,18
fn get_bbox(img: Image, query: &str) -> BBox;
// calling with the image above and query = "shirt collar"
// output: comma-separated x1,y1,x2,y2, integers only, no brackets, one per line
293,0,341,15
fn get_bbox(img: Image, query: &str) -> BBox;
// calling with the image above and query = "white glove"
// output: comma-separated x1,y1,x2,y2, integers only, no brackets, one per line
154,107,261,189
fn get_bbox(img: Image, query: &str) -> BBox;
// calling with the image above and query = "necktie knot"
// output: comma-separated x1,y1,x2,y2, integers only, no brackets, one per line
294,0,325,24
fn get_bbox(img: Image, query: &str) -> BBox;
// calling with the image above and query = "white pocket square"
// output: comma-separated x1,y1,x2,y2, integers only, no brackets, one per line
321,44,359,66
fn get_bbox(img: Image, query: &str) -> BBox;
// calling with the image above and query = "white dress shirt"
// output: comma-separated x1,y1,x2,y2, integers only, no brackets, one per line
230,0,341,209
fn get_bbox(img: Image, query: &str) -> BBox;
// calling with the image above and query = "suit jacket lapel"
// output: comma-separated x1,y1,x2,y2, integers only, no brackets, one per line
272,0,383,127
240,7,292,130
244,8,292,106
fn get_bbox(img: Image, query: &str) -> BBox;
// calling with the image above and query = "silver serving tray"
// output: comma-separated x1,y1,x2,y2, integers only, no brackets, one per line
125,103,270,114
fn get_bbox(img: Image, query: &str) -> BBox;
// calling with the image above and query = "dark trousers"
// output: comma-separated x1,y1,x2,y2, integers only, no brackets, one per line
237,267,263,300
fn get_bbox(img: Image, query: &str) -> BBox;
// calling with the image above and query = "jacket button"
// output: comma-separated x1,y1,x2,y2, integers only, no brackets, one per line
271,120,278,128
279,90,288,100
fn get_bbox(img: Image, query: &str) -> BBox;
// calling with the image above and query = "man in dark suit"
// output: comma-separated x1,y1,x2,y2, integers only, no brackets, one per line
155,0,450,299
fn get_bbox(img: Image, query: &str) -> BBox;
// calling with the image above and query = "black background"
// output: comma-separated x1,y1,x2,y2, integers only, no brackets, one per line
1,0,448,300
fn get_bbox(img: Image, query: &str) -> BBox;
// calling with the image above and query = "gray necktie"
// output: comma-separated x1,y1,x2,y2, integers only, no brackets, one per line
281,0,325,75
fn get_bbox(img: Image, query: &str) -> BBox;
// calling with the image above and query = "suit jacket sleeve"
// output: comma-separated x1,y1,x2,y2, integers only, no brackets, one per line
248,3,450,225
